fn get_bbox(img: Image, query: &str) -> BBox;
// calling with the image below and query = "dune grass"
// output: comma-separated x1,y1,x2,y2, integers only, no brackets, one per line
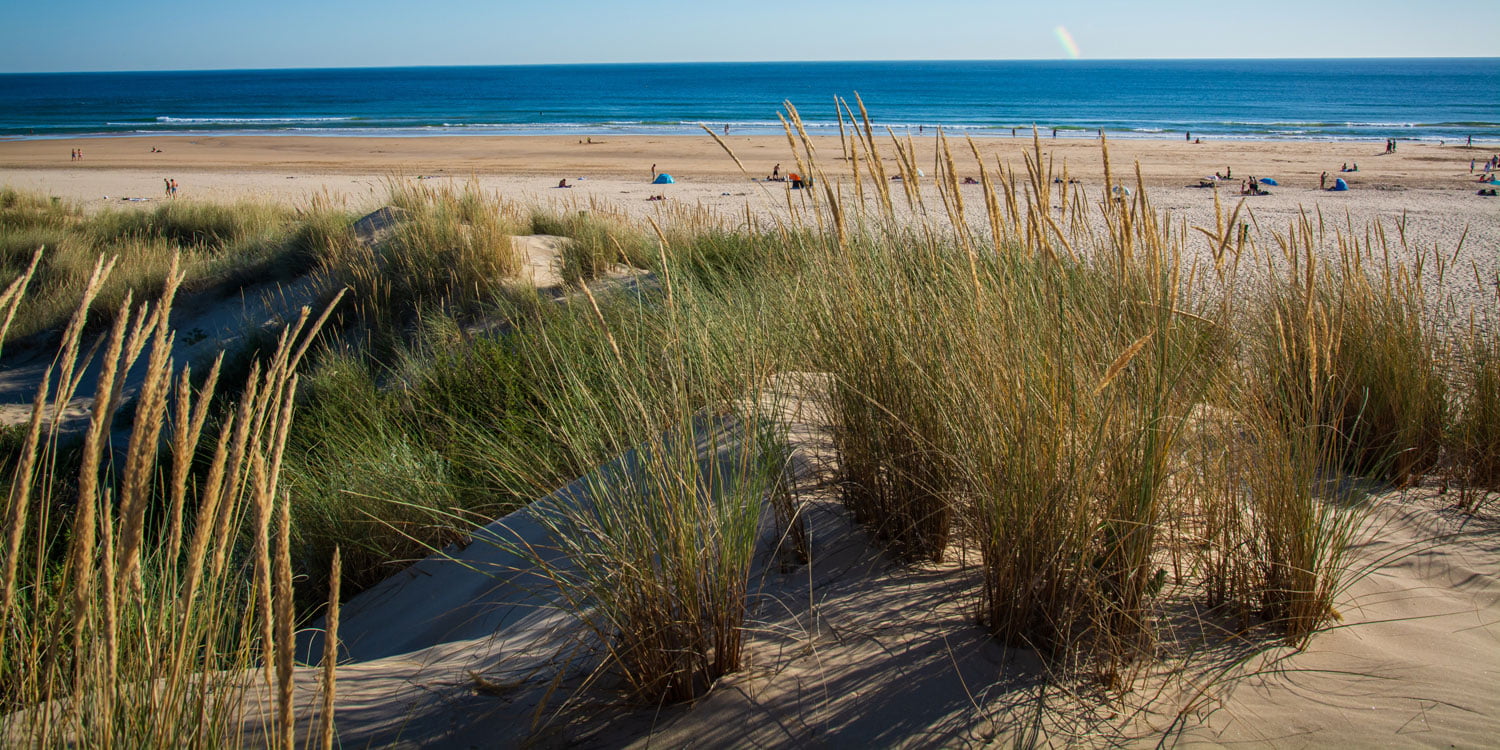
0,258,340,746
1,110,1495,741
0,188,357,346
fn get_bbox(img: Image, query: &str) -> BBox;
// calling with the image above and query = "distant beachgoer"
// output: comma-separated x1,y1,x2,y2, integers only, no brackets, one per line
1341,162,1348,172
170,179,178,196
1468,135,1473,146
1194,138,1201,144
1472,160,1476,173
651,163,657,180
1052,128,1058,138
1186,132,1191,141
1352,163,1358,171
164,178,171,196
1225,166,1231,179
723,124,729,136
772,163,780,179
558,179,570,188
1320,171,1328,189
1011,128,1017,137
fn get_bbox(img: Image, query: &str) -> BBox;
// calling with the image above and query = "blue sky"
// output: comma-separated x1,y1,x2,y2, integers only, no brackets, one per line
2,0,1495,73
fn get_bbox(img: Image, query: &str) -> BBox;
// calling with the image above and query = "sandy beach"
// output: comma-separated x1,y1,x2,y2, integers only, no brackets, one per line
6,133,1496,320
3,133,1497,201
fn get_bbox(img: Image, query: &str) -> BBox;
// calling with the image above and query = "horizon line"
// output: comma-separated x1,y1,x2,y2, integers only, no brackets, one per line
4,55,1497,76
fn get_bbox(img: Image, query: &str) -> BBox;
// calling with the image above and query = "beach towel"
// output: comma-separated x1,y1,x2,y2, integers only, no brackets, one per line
652,173,675,184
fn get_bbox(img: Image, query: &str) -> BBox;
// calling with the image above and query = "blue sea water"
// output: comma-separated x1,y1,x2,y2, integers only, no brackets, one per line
0,59,1496,143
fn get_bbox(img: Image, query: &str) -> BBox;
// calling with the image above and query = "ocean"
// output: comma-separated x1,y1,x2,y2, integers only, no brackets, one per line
1,59,1496,143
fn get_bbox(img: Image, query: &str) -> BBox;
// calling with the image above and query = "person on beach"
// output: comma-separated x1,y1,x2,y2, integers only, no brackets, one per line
170,179,177,197
651,163,657,181
1186,131,1191,141
772,163,780,180
165,178,171,196
723,124,729,136
1321,171,1328,189
1052,128,1058,138
557,179,570,188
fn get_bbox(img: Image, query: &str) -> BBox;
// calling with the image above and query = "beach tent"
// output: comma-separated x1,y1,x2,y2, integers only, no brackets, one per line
1258,177,1278,186
1331,178,1349,191
652,173,675,184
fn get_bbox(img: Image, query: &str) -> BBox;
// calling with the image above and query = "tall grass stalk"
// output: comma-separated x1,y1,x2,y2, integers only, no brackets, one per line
0,262,337,745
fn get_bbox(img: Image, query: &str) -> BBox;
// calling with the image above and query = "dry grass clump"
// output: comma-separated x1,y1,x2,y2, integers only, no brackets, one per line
320,180,523,341
0,188,77,232
83,199,289,250
464,258,791,704
530,208,654,285
1449,321,1500,509
0,253,341,745
755,105,1434,680
0,187,356,345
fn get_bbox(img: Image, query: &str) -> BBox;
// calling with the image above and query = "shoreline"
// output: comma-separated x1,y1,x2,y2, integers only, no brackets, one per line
8,131,1500,145
3,133,1495,187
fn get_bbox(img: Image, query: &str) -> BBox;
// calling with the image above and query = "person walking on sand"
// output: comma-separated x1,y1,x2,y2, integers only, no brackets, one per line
165,178,171,196
651,163,657,181
169,179,178,198
772,163,780,180
1320,171,1328,189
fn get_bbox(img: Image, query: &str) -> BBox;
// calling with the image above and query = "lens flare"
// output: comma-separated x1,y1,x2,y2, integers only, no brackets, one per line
1054,26,1081,59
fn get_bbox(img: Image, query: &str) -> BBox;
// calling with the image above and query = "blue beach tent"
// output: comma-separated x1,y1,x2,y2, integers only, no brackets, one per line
1331,178,1349,191
652,173,675,184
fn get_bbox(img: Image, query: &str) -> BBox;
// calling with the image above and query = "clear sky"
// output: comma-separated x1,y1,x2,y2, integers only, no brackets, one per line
2,0,1496,73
